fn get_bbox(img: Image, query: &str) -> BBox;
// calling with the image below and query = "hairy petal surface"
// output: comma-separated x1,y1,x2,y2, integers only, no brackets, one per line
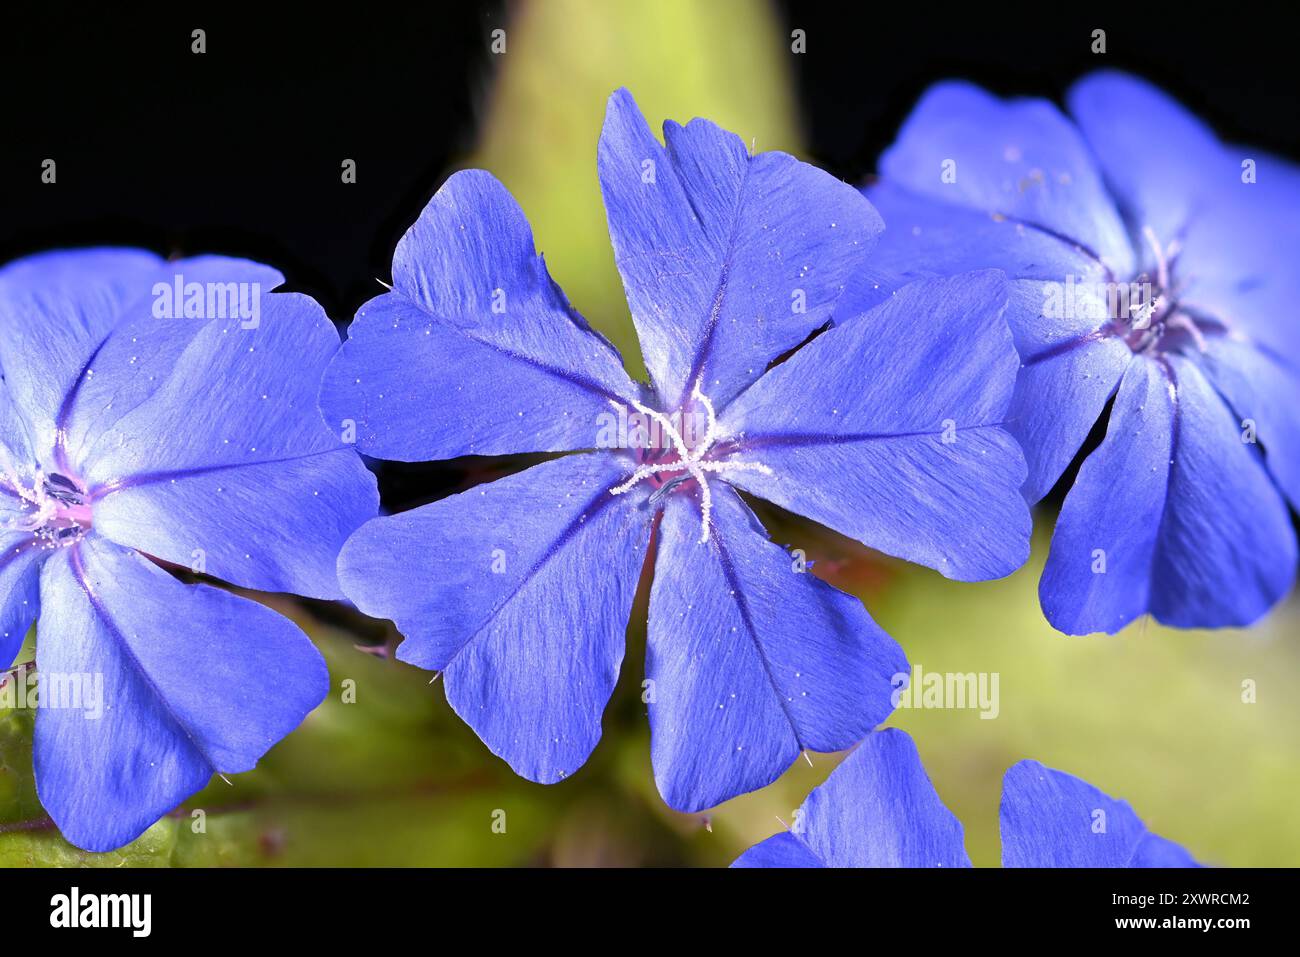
1199,338,1300,511
0,249,283,468
1070,72,1300,360
721,272,1030,581
647,486,905,812
860,181,1112,293
599,88,882,409
732,729,970,868
1003,281,1133,502
1001,760,1199,867
338,453,652,784
0,535,41,671
860,188,1132,503
34,535,327,852
1067,70,1231,250
320,170,638,461
0,385,43,669
878,82,1133,277
81,293,377,599
729,830,824,868
1175,158,1300,362
1041,356,1296,633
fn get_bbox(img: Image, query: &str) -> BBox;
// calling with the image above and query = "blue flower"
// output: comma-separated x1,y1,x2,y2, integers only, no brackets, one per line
731,728,1200,867
320,90,1030,811
860,71,1300,634
0,249,377,851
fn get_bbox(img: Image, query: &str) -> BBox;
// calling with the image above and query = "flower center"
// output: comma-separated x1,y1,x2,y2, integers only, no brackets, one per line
2,465,93,548
609,380,771,544
1113,226,1208,356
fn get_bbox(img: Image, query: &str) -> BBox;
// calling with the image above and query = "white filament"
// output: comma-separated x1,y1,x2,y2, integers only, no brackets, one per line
609,380,772,544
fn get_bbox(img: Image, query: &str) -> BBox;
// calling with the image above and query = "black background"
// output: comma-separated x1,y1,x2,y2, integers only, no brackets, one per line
9,863,1277,940
782,5,1300,184
5,3,1297,321
4,2,1296,508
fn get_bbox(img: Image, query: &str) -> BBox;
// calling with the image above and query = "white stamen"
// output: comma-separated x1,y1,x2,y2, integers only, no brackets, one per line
1142,225,1170,293
691,379,721,452
615,397,690,462
609,380,772,543
696,470,713,542
609,463,664,496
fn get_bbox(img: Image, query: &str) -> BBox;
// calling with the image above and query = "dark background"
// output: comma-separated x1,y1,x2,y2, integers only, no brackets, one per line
783,5,1300,182
5,3,1296,321
4,2,1296,509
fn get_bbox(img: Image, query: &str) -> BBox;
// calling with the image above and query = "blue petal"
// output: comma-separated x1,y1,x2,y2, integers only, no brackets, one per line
1180,161,1300,361
338,452,652,784
1041,355,1296,633
1003,288,1133,504
0,247,164,300
1039,359,1170,634
861,181,1113,291
1070,72,1300,362
320,170,639,461
1001,760,1199,867
34,535,328,852
79,292,377,600
1066,74,1300,510
55,255,286,471
866,82,1150,503
1147,356,1297,626
720,272,1030,581
1199,338,1300,511
1175,157,1300,362
598,88,882,410
1067,71,1231,251
0,249,283,467
0,530,42,671
1129,833,1202,868
647,486,906,812
731,729,970,868
878,81,1134,277
730,830,824,868
1,384,46,669
0,535,41,671
860,187,1134,504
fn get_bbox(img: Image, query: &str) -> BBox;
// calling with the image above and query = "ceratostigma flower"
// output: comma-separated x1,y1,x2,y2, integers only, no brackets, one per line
0,249,377,851
860,70,1300,634
322,90,1031,811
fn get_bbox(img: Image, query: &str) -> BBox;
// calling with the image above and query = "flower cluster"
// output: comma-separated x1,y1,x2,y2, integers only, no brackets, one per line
320,90,1029,812
2,74,1291,859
